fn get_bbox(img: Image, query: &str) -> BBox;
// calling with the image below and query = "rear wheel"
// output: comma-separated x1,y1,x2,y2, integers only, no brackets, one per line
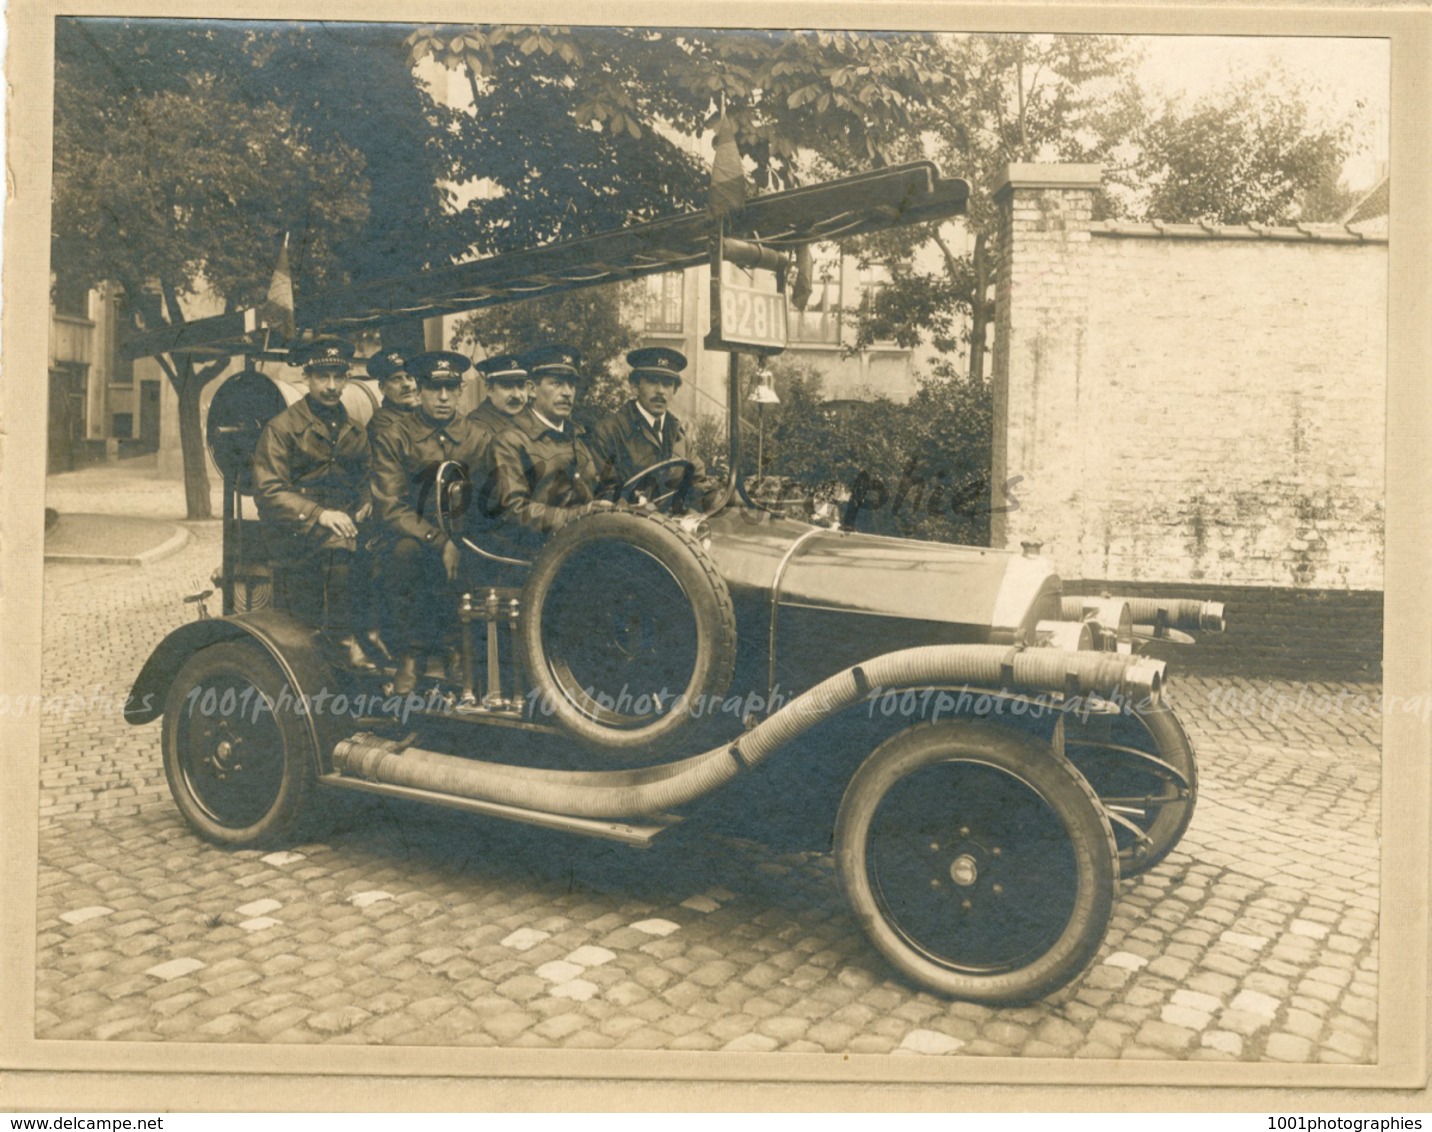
162,641,317,847
835,721,1117,1004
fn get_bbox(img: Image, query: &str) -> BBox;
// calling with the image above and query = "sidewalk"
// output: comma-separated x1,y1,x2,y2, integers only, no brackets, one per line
44,455,222,564
45,453,225,522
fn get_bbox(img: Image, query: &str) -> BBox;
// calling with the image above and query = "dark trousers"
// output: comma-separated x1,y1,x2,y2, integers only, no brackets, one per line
277,548,368,634
381,537,456,654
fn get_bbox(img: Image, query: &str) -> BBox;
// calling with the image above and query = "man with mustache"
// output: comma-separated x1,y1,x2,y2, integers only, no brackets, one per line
487,343,608,547
467,352,530,443
252,336,376,670
369,350,487,694
365,347,419,441
592,346,713,509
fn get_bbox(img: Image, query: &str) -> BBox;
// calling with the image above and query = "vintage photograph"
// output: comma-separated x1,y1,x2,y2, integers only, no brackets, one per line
18,13,1407,1082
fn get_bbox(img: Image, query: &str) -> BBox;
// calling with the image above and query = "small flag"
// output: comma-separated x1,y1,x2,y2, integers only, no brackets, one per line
260,233,296,341
707,112,748,221
791,243,813,311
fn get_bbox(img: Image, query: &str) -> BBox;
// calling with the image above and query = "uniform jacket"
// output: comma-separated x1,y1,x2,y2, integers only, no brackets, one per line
590,400,713,500
467,399,522,450
367,398,413,442
252,396,370,553
370,409,488,549
488,407,599,536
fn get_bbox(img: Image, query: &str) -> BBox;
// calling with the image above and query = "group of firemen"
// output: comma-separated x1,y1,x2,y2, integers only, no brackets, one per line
251,335,705,694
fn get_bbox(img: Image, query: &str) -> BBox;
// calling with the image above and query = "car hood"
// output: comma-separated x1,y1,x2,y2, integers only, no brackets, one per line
702,510,1059,640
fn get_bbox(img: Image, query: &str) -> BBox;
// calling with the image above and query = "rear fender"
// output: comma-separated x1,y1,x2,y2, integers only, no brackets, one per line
125,609,340,771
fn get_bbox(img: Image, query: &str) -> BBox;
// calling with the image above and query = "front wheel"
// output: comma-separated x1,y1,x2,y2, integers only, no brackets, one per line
835,721,1118,1005
162,640,318,848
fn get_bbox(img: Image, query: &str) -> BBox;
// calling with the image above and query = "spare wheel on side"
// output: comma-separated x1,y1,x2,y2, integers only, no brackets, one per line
519,510,738,756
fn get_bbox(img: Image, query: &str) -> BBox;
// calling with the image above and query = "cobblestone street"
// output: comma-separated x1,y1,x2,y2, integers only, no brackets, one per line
33,521,1381,1061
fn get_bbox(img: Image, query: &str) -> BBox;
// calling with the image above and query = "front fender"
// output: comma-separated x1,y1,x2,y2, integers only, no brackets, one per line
125,609,341,763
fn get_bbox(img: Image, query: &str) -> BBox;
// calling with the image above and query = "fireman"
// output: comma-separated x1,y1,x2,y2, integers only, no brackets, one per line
590,346,714,508
369,350,488,695
251,336,376,670
365,347,419,441
486,343,609,549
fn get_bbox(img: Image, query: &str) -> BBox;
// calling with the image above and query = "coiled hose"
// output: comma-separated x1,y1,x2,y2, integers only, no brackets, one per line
333,644,1165,821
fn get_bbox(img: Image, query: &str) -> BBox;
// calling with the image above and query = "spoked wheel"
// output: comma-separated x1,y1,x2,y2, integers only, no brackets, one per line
836,721,1118,1004
162,640,317,847
1063,702,1197,876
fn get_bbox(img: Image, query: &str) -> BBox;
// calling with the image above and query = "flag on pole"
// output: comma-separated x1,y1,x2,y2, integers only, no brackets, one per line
791,243,813,311
707,108,748,221
260,233,296,342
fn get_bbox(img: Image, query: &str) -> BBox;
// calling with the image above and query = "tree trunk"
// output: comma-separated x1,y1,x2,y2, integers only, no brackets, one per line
156,279,233,520
176,365,212,521
968,231,990,385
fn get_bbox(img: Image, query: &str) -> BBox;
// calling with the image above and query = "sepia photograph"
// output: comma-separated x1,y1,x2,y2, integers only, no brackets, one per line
3,3,1428,1109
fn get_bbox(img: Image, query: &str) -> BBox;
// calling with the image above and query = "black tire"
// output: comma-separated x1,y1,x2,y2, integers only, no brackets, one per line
161,640,318,848
835,720,1118,1005
519,510,738,756
1064,702,1197,876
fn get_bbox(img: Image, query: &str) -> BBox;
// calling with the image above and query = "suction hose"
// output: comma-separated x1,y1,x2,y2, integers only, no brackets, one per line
1063,595,1225,633
332,644,1166,821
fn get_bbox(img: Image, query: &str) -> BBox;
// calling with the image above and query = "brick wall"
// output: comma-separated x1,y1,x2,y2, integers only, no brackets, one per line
991,165,1387,598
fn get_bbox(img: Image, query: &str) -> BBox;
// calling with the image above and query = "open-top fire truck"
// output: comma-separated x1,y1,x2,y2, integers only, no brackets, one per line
125,162,1223,1004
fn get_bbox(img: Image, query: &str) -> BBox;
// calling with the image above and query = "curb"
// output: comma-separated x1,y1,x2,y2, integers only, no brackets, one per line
44,524,191,567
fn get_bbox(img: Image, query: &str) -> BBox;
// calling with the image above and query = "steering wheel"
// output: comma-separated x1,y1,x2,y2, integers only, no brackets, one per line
430,459,473,541
620,457,698,511
432,458,532,568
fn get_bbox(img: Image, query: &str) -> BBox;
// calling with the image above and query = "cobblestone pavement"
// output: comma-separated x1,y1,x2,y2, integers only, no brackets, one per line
33,524,1380,1059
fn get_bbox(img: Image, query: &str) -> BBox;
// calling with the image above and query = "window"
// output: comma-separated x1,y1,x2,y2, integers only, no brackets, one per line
858,263,896,346
644,272,684,332
52,274,91,319
111,288,157,386
112,412,134,439
788,245,842,346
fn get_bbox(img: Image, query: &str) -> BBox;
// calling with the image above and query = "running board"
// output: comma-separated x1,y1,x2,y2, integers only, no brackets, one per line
318,772,681,847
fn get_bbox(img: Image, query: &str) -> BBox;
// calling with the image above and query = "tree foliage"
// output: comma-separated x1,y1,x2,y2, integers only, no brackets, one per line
52,18,459,515
845,34,1146,372
845,36,1359,376
55,20,458,302
1132,71,1358,225
407,25,953,256
756,358,995,546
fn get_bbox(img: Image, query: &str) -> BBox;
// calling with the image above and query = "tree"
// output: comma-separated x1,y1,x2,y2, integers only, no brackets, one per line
51,19,458,517
407,26,954,256
1132,70,1357,225
847,34,1147,385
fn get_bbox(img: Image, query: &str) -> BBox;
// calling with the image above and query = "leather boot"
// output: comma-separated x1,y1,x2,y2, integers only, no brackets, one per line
363,628,395,666
392,653,420,696
322,554,375,671
335,633,378,672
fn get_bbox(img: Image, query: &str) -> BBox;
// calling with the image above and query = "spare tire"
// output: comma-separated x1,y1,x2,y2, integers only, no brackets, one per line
519,510,737,756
